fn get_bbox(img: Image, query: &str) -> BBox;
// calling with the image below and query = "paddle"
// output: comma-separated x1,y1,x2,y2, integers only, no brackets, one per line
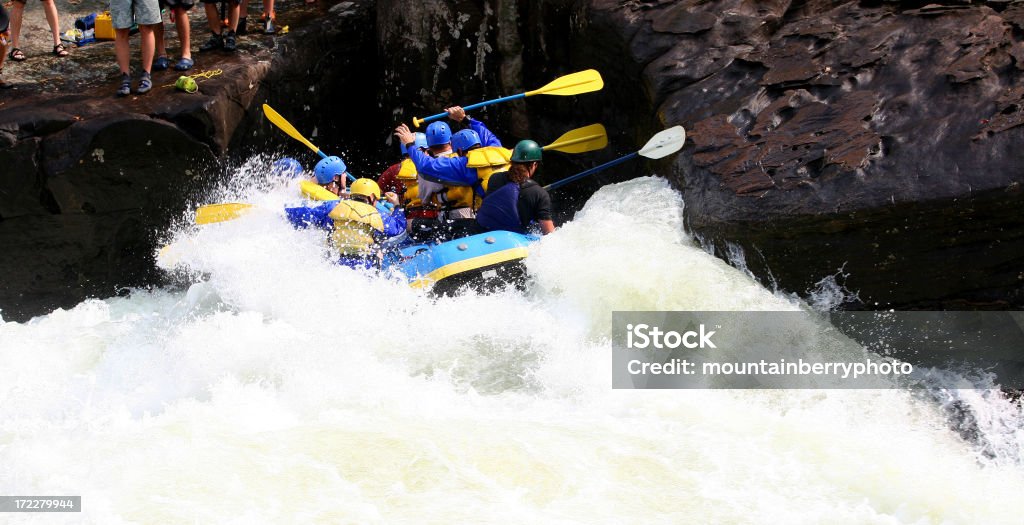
411,70,604,128
544,126,686,191
543,123,608,154
195,203,256,225
262,103,355,182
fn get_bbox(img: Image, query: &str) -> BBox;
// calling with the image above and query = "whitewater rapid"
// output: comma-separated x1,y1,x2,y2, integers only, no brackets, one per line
1,172,1022,524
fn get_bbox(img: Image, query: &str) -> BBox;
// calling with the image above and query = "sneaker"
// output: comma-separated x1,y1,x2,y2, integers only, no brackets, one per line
263,18,275,34
136,72,152,94
116,73,131,97
237,17,247,35
223,30,237,52
199,33,223,52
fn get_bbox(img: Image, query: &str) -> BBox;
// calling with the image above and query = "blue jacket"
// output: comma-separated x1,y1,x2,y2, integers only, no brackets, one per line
284,200,407,238
410,118,502,188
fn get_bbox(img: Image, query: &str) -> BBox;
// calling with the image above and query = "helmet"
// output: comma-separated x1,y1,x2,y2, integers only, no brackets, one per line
511,140,543,163
452,129,482,153
400,132,430,156
349,178,381,200
272,157,303,177
414,132,428,150
315,156,347,184
425,121,452,147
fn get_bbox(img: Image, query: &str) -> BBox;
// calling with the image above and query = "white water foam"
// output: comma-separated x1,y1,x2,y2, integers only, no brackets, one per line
1,175,1022,523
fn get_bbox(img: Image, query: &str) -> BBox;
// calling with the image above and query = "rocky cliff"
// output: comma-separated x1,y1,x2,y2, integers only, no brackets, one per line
0,1,376,321
378,0,1024,309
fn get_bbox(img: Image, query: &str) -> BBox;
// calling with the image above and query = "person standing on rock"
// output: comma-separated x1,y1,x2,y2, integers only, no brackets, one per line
113,0,161,96
198,0,240,53
154,0,194,72
0,5,13,89
5,0,69,62
238,0,275,35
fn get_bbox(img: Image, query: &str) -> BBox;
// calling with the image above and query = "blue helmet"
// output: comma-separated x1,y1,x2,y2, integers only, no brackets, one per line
425,121,452,147
271,157,303,177
452,129,482,153
400,132,429,156
314,156,347,184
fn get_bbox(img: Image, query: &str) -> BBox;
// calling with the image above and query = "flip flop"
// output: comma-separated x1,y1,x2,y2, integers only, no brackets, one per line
173,57,194,71
153,56,171,71
8,48,25,61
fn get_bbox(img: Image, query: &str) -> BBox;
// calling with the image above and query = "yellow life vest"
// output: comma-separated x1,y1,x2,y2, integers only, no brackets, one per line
328,200,384,256
396,158,422,207
466,146,512,194
436,146,512,210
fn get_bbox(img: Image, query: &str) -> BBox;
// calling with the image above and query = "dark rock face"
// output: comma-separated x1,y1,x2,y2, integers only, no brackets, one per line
638,0,1024,308
380,0,1024,309
0,0,376,321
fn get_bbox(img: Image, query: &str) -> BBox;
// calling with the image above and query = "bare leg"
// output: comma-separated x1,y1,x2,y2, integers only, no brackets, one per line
240,0,248,18
9,1,24,50
41,0,61,46
204,3,220,33
139,24,156,73
227,1,239,31
175,8,191,59
115,28,131,74
263,0,273,19
155,19,167,57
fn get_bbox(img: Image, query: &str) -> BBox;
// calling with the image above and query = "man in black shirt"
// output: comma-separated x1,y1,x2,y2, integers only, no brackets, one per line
475,140,555,235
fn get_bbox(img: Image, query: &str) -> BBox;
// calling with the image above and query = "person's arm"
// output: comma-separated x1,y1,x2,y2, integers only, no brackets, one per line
468,117,502,147
284,202,335,230
408,147,477,186
382,207,407,237
535,189,555,235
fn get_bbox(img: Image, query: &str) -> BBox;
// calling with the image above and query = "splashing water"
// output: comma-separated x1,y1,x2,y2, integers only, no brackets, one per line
1,172,1022,523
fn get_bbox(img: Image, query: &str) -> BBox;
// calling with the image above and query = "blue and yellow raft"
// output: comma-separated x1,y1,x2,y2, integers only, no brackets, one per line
385,231,539,295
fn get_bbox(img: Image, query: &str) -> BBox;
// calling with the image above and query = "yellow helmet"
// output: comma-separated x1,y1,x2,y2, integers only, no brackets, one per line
350,178,381,200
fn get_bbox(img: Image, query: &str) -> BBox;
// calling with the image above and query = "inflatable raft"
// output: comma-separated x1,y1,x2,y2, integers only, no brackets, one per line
385,230,539,295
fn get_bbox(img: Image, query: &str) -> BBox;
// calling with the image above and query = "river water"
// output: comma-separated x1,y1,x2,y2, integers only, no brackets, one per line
1,170,1022,523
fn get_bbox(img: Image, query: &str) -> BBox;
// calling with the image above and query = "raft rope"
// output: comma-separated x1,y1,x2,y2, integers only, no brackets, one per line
162,69,224,89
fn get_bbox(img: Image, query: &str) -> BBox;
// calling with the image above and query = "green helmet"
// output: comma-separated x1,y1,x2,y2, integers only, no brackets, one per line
511,140,543,163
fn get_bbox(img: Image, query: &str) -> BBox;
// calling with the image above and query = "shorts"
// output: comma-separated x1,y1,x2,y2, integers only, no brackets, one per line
158,0,195,10
110,0,161,29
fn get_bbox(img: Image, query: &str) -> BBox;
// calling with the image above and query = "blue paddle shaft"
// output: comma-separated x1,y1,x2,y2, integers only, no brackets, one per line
545,152,640,191
419,93,528,126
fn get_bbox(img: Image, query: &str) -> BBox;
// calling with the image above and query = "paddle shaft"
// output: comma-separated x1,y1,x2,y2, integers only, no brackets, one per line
544,152,639,191
417,93,527,127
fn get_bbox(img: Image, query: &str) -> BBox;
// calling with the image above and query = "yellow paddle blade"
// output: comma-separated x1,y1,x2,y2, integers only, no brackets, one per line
263,104,320,154
195,203,256,225
299,179,341,201
525,69,604,97
543,124,608,154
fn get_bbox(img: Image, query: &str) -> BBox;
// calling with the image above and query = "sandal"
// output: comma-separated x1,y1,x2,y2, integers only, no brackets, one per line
9,48,26,61
153,55,171,71
173,57,194,71
53,43,69,57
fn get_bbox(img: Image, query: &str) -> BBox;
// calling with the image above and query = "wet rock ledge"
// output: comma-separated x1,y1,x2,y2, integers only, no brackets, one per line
0,0,374,322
